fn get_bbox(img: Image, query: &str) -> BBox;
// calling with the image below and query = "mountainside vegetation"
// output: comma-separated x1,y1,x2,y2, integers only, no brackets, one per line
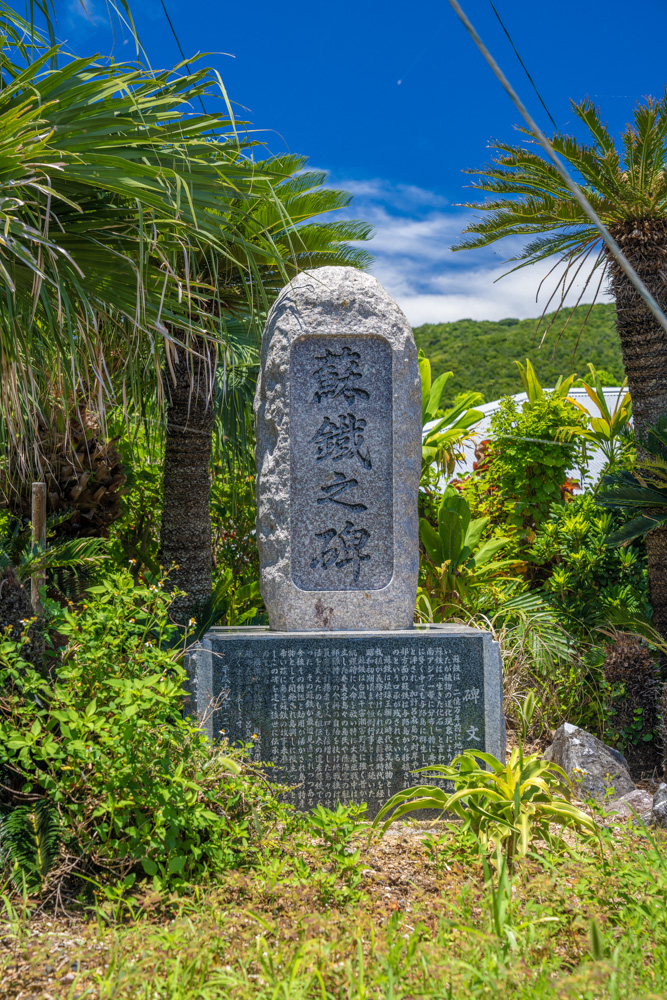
413,303,623,403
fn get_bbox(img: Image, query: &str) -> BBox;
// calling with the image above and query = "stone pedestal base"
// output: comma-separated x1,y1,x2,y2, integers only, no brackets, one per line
186,624,505,816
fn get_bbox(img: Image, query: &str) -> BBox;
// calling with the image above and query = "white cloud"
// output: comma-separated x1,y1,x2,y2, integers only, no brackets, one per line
329,175,612,326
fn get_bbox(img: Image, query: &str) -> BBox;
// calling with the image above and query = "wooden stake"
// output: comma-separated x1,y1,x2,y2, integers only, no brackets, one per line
31,482,47,615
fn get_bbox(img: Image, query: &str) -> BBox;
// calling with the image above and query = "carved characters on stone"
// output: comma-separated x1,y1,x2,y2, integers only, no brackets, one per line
309,413,372,469
311,345,370,403
310,520,371,583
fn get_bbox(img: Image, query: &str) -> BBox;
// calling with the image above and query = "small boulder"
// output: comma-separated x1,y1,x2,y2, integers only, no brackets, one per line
652,783,667,828
544,722,635,799
605,789,654,826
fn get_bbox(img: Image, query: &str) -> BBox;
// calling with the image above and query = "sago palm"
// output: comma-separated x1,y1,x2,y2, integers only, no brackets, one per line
454,96,667,640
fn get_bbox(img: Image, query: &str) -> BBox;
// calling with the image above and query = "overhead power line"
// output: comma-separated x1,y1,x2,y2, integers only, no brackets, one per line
448,0,667,339
488,1,558,133
158,0,207,114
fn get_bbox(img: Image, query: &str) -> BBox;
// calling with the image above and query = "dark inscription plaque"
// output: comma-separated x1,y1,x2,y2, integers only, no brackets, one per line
290,336,393,591
200,626,503,815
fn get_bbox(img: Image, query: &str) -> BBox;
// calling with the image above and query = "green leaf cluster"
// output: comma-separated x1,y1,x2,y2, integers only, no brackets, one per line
418,487,519,619
419,355,483,482
529,495,650,635
0,573,277,893
375,748,597,872
471,382,586,531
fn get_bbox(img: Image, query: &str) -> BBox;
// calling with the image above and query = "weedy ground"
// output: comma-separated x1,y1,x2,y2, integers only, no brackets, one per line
2,818,666,1000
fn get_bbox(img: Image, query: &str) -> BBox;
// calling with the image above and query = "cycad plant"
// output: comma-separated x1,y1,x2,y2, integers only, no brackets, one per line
454,96,667,639
596,418,667,544
0,800,61,893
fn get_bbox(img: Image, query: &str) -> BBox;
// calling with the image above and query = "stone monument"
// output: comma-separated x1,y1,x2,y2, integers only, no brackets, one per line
188,266,505,815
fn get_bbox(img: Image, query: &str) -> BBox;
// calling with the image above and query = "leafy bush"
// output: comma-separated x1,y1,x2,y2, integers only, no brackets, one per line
475,382,584,534
529,494,650,634
0,573,277,896
418,486,518,618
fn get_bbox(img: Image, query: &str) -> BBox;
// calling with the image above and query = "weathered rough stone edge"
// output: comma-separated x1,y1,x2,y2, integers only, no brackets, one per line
184,639,214,740
254,267,421,631
482,632,506,762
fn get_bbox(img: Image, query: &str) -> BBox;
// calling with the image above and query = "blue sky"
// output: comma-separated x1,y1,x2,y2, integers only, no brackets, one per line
62,0,667,324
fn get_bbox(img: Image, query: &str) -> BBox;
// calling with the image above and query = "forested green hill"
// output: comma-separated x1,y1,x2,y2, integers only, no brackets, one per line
413,303,623,403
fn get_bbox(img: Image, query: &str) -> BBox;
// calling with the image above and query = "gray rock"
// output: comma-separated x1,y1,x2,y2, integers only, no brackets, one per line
254,266,421,630
605,788,653,825
544,722,635,799
652,782,667,828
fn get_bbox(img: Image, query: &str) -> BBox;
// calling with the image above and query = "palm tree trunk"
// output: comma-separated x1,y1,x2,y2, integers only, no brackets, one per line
609,218,667,646
159,337,215,623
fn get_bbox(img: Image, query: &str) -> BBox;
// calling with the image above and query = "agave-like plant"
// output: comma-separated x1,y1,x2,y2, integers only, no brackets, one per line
374,747,597,871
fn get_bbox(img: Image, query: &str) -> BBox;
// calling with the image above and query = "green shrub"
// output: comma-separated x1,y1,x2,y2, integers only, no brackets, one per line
0,572,277,895
529,495,650,635
478,393,585,533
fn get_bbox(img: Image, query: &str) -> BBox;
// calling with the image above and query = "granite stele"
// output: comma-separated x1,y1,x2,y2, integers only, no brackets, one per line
188,267,505,814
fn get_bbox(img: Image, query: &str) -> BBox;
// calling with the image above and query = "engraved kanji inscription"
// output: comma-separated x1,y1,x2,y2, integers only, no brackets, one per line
310,520,371,583
316,471,368,512
310,413,372,469
290,335,393,591
311,346,370,403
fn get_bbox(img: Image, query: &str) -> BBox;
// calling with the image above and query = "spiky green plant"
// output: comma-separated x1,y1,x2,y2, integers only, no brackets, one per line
596,418,667,544
0,800,61,892
374,748,597,872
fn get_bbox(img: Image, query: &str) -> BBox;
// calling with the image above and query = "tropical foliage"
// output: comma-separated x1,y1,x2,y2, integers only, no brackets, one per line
419,354,483,482
413,303,623,404
453,94,667,642
374,748,597,871
596,417,667,544
418,486,517,616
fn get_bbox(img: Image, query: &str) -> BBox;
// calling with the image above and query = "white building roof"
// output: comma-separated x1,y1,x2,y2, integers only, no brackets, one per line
424,387,628,492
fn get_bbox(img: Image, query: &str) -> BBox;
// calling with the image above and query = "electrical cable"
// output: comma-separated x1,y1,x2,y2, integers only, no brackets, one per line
488,0,558,132
158,0,207,114
448,0,667,338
